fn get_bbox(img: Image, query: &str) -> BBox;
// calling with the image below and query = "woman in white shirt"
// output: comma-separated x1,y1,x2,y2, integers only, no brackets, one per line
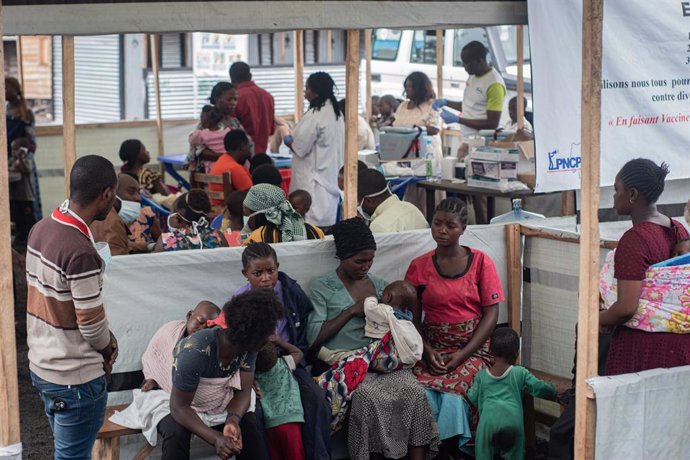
285,72,344,228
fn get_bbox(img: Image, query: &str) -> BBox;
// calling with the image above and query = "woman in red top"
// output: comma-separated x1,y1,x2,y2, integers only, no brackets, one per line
405,198,504,457
600,158,690,375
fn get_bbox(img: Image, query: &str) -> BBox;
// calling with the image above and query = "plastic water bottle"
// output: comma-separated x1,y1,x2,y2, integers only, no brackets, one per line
425,145,433,179
490,198,546,224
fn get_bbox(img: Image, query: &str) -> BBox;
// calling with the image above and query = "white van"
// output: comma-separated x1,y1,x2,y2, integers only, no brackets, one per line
365,26,532,117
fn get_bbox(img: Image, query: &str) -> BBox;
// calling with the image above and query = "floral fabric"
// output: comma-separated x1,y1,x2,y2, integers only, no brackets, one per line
600,249,690,333
161,225,224,251
317,332,404,433
128,206,157,245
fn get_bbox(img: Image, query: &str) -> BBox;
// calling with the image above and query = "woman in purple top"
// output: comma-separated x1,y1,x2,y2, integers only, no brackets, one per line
234,242,331,460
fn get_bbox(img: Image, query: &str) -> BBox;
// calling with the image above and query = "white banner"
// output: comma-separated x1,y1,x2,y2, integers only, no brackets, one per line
529,0,690,192
192,33,248,77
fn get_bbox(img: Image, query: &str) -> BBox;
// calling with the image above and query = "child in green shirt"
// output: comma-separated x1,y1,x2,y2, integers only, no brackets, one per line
467,327,557,460
255,335,305,460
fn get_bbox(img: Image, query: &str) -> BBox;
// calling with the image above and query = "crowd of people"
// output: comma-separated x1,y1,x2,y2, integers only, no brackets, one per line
14,40,690,460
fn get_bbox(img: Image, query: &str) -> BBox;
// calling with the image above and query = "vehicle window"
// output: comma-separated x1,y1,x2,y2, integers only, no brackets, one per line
453,28,492,66
410,30,438,64
372,29,402,61
498,25,531,65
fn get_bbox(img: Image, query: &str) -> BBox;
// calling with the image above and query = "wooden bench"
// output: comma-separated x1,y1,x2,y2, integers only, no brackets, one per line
92,404,154,460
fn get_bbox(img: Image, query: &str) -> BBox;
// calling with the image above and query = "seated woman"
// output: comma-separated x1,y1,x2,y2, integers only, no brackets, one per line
600,159,690,375
308,218,439,460
119,139,170,196
233,242,331,460
154,189,228,251
405,198,503,458
243,183,324,245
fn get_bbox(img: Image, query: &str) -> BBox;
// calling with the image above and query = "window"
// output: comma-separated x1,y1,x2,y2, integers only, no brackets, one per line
372,29,401,61
453,28,491,67
497,26,530,66
410,30,438,64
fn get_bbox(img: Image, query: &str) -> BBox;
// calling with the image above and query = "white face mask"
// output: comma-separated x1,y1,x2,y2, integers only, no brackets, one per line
117,198,141,224
94,242,112,269
357,185,390,222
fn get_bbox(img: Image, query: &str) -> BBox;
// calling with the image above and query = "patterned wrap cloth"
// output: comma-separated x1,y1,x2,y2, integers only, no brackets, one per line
244,183,307,242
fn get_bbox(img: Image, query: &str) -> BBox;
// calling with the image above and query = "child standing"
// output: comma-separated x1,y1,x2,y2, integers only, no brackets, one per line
467,327,556,460
254,335,305,460
8,137,36,247
188,105,230,172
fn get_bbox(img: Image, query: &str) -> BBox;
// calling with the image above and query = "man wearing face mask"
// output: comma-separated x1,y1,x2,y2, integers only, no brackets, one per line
26,155,119,459
358,169,428,234
91,173,153,255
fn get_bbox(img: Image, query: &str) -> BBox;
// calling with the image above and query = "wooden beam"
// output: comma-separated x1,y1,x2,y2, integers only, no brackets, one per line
150,33,165,165
62,36,76,197
279,32,286,64
326,30,332,63
0,0,22,451
506,223,522,335
343,29,360,219
519,225,617,250
561,190,576,216
16,35,24,89
365,29,372,122
575,0,603,458
436,29,444,99
293,30,304,122
516,25,524,130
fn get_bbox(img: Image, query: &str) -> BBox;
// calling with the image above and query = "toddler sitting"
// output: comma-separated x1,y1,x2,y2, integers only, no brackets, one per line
188,105,230,172
468,327,556,460
364,280,423,367
255,335,305,460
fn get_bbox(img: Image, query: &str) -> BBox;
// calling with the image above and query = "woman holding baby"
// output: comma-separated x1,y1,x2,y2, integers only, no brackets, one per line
405,197,504,459
307,217,439,460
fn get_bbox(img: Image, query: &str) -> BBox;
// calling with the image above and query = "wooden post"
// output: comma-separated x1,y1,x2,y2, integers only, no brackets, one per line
16,35,24,90
0,1,23,453
343,30,360,219
293,30,304,122
506,223,522,335
436,29,444,99
279,32,286,64
575,0,603,458
326,30,332,63
561,190,576,216
150,34,165,166
516,25,524,130
365,29,372,122
62,36,76,196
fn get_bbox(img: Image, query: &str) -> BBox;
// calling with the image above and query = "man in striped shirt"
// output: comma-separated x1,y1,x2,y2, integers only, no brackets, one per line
26,155,119,459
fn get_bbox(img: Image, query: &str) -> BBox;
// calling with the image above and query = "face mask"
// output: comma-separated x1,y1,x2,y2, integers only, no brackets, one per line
94,242,112,269
117,198,141,224
357,185,390,222
243,216,250,229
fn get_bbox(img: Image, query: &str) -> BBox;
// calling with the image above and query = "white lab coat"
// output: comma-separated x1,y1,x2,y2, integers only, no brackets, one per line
290,99,344,227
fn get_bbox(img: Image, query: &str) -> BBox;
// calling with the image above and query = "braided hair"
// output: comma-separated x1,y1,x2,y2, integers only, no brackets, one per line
306,72,342,120
332,217,377,260
241,242,278,270
618,158,669,204
434,197,469,226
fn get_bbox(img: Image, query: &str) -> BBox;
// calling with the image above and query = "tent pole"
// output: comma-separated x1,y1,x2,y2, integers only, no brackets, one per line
62,36,76,196
16,35,24,89
0,1,22,453
293,30,304,122
506,223,521,335
516,25,524,130
150,34,165,178
343,29,360,219
575,0,603,458
279,32,286,64
326,30,332,63
364,29,372,122
436,29,443,99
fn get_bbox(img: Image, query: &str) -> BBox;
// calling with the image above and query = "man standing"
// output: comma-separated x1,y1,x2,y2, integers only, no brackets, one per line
435,41,507,224
230,61,275,155
26,155,119,459
357,169,428,233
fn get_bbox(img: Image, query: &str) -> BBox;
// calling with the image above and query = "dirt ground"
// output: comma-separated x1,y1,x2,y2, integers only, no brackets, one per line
13,248,54,459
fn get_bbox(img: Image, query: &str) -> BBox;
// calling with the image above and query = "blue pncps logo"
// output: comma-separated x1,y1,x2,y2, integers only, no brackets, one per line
547,144,582,172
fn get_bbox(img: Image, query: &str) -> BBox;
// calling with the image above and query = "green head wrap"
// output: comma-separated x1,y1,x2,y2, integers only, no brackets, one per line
243,184,306,242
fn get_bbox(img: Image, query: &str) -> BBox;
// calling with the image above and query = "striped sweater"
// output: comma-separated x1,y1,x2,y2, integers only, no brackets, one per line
26,213,111,385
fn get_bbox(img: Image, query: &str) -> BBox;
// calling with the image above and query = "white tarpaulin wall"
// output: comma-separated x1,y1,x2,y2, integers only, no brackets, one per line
588,366,690,460
529,0,690,193
103,227,509,376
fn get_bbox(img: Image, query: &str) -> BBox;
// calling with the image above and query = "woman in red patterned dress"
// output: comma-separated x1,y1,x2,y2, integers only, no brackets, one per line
600,158,690,375
405,198,504,459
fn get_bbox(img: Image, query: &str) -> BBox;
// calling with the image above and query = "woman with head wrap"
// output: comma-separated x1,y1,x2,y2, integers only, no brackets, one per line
307,218,439,460
242,183,324,245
